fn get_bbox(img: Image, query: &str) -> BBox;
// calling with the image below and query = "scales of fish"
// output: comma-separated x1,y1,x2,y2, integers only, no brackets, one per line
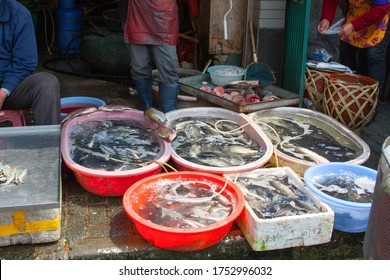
170,116,265,168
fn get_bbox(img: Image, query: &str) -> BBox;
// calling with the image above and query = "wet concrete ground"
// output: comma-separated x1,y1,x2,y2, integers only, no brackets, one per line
0,57,389,260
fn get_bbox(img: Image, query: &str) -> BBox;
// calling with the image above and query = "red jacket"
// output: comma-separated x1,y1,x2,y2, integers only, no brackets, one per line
124,0,179,46
321,0,389,31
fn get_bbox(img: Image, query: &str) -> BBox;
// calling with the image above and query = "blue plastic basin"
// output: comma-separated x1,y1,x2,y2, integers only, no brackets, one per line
60,96,106,119
304,162,377,233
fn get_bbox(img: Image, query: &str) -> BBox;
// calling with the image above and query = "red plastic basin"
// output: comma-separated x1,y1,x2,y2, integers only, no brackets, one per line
122,171,245,251
61,109,172,197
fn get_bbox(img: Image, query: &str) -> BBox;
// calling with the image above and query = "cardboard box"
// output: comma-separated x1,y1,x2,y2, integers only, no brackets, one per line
225,167,334,251
0,125,61,246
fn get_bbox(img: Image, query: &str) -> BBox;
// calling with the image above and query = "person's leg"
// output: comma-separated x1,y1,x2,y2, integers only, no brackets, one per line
152,45,180,113
129,43,153,110
340,40,358,72
3,72,60,125
366,27,390,101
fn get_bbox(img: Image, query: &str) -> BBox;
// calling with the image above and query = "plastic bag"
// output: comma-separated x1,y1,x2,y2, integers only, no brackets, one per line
323,18,345,35
307,47,333,62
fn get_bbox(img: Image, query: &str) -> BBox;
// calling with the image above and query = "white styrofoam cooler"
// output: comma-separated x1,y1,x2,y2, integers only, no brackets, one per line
225,167,334,251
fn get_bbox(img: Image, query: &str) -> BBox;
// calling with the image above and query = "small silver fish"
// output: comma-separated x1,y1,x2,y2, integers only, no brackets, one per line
61,107,98,125
313,182,348,194
98,105,133,112
269,180,298,199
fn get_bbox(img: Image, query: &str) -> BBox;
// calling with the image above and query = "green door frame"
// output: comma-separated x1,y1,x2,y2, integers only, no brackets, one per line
281,0,311,107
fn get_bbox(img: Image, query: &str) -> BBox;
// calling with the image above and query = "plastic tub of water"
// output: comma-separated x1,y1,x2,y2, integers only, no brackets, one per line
60,96,106,119
304,162,377,233
122,171,245,251
165,107,273,175
248,107,370,176
61,109,172,196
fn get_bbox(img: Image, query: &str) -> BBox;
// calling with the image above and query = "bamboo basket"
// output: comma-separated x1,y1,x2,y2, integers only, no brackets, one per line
304,67,337,112
324,73,378,131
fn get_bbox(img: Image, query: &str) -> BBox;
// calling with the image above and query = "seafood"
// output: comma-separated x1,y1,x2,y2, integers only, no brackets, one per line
171,117,264,168
211,86,224,96
244,87,260,103
234,173,320,219
253,116,360,163
144,107,168,126
154,126,177,143
313,182,349,194
62,105,136,125
311,171,375,203
144,107,177,142
136,179,233,228
0,162,28,186
281,142,329,164
98,105,133,112
61,107,98,125
255,88,279,101
70,119,163,171
226,80,258,89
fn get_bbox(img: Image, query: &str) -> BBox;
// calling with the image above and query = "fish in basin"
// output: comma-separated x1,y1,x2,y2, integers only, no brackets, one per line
170,116,265,168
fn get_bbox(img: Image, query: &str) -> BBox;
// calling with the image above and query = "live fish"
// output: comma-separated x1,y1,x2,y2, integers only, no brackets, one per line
138,179,233,228
253,115,360,163
144,107,177,142
311,171,375,203
234,173,320,219
70,119,162,171
171,117,264,168
61,107,98,125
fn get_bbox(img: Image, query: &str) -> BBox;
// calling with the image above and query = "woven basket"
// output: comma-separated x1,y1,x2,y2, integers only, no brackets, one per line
324,73,378,131
304,67,337,112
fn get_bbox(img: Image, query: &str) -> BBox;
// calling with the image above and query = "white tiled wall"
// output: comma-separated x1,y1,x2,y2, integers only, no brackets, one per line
254,0,287,29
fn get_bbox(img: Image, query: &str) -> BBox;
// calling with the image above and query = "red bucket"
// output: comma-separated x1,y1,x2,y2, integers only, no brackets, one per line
61,109,172,197
122,171,245,251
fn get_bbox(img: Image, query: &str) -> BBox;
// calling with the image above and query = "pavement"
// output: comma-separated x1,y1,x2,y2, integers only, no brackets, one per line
0,56,389,260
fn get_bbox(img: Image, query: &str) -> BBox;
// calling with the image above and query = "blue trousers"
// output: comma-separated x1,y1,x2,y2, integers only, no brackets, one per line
340,27,390,101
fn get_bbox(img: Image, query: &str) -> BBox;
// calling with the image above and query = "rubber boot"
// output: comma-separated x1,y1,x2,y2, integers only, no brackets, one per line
133,79,153,111
158,82,179,113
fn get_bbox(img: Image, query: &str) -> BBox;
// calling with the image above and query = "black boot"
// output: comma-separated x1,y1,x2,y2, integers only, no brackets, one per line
133,79,153,111
158,82,179,113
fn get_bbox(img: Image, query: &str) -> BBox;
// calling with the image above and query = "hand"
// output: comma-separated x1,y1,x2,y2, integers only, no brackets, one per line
318,19,330,34
338,23,354,36
0,89,8,111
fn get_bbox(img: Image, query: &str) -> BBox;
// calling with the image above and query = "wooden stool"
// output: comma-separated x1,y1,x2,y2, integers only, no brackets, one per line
0,110,26,127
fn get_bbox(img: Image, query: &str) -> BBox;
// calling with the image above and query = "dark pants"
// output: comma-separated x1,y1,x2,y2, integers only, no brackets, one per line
340,27,390,101
128,44,179,83
2,72,61,125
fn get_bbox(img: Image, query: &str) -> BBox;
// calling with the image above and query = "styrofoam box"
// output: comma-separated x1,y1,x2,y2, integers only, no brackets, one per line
225,167,334,251
0,125,61,246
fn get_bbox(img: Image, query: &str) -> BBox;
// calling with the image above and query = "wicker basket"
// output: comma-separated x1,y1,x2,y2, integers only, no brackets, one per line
324,73,378,131
304,67,337,112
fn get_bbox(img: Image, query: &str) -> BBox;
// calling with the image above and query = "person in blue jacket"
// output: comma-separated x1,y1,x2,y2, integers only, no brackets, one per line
0,0,60,125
